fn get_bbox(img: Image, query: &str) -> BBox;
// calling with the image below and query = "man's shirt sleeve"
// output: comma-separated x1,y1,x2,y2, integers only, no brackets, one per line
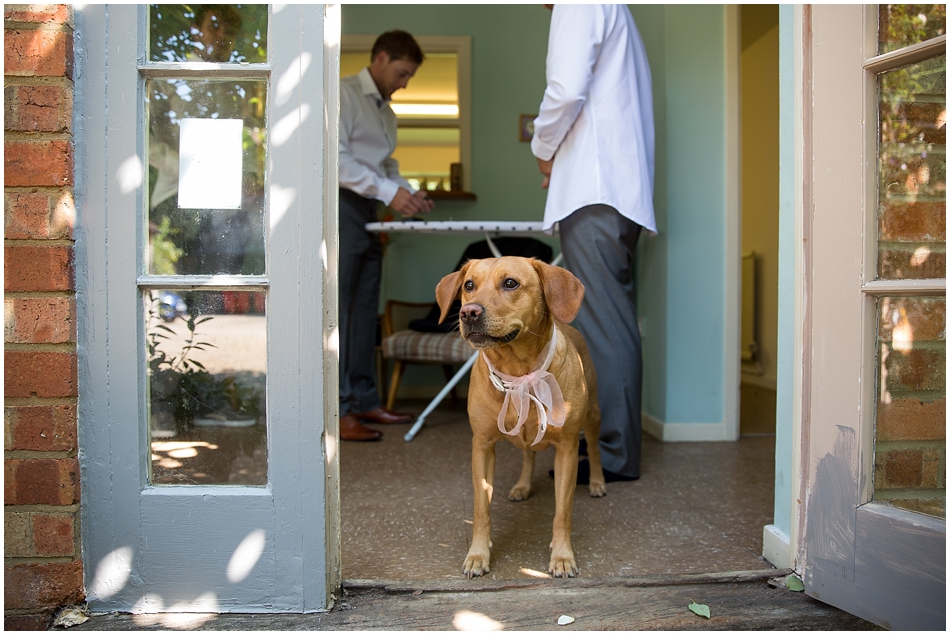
531,4,605,161
339,85,400,205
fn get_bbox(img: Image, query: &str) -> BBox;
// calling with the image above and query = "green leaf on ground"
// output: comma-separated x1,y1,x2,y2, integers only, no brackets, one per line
688,599,711,619
786,574,805,592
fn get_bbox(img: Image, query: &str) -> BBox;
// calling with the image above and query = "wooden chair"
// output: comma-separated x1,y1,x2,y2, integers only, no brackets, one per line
380,300,473,411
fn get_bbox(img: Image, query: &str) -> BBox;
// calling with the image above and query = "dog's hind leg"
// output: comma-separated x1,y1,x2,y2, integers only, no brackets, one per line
464,436,496,578
508,447,535,501
582,410,607,498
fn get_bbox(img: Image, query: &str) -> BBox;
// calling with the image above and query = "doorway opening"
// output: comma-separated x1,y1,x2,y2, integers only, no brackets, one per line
739,5,780,438
338,4,782,583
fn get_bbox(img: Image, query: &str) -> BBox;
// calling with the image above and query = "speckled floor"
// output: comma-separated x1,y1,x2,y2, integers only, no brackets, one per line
341,399,776,581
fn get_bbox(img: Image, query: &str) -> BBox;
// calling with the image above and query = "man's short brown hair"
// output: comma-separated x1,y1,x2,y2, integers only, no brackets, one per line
371,30,424,65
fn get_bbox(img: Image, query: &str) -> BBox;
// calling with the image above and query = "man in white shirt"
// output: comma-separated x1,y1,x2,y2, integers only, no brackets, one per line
532,4,656,480
338,30,434,441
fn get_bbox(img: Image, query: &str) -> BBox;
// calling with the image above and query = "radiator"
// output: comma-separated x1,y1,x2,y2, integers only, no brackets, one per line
741,252,758,363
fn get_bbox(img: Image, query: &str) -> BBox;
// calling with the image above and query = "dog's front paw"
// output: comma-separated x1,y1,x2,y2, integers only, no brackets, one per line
463,552,491,578
588,480,606,497
548,553,578,578
508,483,531,501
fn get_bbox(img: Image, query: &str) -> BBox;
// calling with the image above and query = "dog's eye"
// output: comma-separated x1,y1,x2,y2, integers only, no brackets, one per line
503,278,519,290
464,280,474,292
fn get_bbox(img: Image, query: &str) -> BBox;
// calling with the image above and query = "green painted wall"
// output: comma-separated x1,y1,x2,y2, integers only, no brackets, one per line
342,5,732,430
342,4,556,395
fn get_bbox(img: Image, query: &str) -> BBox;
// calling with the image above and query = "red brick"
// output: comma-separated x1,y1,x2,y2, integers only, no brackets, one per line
4,6,71,24
32,513,74,556
4,458,80,506
877,397,946,442
6,404,77,451
7,297,74,343
5,189,77,240
878,248,946,280
5,509,32,557
884,347,946,393
878,296,946,343
3,561,83,610
875,448,924,489
4,140,72,187
879,200,946,243
3,29,72,77
4,244,73,292
4,614,51,631
4,84,72,133
921,448,943,489
3,351,77,398
50,189,74,238
4,191,50,239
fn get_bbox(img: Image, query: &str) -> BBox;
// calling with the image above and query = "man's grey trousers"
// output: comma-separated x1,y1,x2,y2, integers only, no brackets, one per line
559,204,644,478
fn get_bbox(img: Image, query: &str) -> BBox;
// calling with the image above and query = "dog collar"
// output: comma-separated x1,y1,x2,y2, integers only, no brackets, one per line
481,327,566,446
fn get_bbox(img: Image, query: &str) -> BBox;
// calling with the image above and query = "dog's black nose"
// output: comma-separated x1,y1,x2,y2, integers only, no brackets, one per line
459,303,484,325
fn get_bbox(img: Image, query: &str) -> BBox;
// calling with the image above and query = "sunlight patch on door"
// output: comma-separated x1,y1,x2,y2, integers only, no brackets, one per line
227,529,267,583
88,545,134,600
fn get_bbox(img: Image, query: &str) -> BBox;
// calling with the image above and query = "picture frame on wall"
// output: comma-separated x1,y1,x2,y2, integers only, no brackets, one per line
518,114,536,142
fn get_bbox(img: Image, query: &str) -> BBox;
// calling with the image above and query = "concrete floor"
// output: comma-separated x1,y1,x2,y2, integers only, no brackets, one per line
341,398,776,581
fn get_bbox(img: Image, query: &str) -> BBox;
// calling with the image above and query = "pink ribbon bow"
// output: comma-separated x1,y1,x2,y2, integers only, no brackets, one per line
482,327,566,446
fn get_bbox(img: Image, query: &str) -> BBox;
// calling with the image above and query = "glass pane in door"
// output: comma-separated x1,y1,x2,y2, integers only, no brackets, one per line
878,5,946,54
146,289,267,485
149,4,268,63
876,55,946,280
874,295,946,518
147,78,267,275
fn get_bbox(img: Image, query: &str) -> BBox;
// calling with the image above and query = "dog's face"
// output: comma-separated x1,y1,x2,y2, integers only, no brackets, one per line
435,257,585,350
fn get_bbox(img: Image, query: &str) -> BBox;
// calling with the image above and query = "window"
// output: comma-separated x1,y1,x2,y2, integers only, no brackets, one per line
340,35,472,193
868,5,946,518
144,4,271,485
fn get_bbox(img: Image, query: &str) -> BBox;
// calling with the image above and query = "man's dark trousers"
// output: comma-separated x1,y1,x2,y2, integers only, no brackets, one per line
339,188,384,417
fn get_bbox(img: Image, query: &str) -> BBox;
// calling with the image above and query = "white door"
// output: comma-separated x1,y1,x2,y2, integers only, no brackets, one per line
76,4,341,611
801,5,945,630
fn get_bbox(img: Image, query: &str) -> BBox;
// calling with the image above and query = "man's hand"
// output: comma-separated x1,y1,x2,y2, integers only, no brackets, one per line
537,157,554,189
390,187,424,217
412,189,435,214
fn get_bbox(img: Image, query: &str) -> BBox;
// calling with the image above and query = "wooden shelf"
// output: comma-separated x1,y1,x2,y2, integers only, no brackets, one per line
426,190,477,201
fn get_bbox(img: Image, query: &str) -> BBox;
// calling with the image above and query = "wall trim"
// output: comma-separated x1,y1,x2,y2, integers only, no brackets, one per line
643,412,732,442
762,524,793,569
723,4,742,443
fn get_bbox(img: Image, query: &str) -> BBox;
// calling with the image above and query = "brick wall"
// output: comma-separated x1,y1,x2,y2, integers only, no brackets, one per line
4,4,82,630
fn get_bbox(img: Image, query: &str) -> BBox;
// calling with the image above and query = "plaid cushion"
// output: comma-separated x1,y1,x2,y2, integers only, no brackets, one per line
382,329,474,363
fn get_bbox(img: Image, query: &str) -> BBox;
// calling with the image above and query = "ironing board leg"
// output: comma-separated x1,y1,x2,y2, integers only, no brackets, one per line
404,352,479,442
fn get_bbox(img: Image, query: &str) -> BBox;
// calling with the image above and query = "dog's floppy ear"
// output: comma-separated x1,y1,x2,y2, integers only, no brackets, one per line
533,260,585,324
435,262,468,324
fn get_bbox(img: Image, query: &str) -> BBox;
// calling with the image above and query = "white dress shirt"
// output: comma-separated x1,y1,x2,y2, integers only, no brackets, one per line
339,67,414,206
531,4,656,234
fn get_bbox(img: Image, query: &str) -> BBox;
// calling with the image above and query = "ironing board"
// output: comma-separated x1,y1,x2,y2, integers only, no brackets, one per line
365,220,561,441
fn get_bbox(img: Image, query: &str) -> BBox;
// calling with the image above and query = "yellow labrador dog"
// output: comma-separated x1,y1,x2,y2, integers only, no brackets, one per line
436,256,606,578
